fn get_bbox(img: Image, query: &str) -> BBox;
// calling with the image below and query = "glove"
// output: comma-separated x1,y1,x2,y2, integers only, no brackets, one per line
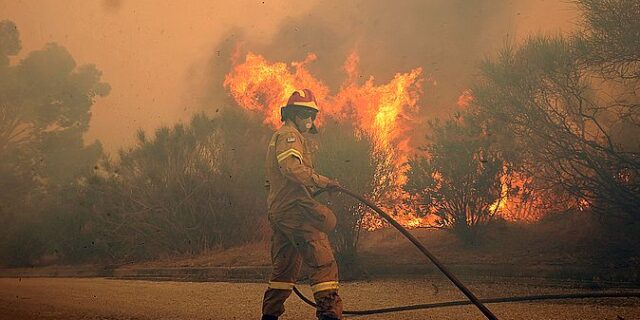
326,179,341,189
313,174,339,189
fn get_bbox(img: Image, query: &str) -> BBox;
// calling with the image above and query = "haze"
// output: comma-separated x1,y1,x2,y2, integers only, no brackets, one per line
0,0,578,154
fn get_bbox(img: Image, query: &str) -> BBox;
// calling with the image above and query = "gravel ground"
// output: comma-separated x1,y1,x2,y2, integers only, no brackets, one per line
0,277,638,320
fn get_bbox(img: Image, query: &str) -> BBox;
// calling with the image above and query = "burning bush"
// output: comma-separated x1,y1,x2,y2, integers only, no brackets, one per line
472,0,640,221
403,113,505,242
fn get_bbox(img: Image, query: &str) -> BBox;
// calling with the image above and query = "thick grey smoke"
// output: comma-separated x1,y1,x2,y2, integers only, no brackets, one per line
204,0,523,120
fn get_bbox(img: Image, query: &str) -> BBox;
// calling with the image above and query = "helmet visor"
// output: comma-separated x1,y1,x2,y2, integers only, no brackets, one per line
297,108,317,121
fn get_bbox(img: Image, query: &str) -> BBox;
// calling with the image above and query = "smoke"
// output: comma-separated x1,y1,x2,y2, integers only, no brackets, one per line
0,0,578,153
102,0,122,13
205,1,509,114
204,0,579,138
260,1,508,88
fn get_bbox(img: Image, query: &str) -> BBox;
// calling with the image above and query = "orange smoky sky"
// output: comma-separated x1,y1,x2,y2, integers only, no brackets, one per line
0,0,578,155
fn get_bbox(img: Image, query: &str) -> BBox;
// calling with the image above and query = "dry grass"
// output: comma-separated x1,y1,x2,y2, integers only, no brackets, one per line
124,242,272,268
125,212,639,282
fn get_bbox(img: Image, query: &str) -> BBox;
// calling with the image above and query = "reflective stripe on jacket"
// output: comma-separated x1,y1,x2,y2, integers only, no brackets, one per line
265,123,331,215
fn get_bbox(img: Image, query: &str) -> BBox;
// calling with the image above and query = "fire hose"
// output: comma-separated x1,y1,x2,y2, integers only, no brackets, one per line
292,186,640,319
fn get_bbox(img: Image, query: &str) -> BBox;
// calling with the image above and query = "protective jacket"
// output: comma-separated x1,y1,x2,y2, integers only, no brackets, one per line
265,123,331,214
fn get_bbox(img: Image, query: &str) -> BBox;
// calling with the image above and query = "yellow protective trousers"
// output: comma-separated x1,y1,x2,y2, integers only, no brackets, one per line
262,208,342,319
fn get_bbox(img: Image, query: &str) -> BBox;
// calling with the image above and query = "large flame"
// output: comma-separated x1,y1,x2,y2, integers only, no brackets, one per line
224,50,429,228
224,52,555,228
224,52,329,128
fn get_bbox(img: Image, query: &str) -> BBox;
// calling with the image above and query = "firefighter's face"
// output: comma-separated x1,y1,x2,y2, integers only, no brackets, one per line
294,111,316,133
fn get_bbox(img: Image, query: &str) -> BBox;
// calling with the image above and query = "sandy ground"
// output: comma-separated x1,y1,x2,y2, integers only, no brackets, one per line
0,277,638,320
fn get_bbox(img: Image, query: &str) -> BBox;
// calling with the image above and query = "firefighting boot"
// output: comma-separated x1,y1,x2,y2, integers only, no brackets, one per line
261,315,278,320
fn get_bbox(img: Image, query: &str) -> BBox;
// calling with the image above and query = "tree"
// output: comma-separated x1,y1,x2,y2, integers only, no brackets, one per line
0,20,110,189
0,20,110,265
404,113,504,242
472,0,640,220
574,0,640,81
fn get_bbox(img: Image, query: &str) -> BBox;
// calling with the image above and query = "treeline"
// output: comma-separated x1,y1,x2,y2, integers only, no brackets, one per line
1,0,639,266
0,18,278,265
80,110,273,261
0,18,376,266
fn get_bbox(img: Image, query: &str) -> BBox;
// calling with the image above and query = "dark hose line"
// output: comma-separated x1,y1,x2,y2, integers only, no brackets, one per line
310,186,498,319
293,287,640,316
297,186,640,317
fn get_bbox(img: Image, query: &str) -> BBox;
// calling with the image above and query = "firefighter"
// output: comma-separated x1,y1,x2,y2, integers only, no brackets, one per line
261,89,343,320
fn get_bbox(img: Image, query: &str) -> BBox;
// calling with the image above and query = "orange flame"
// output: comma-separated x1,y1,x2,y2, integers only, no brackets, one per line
224,51,558,227
332,52,426,228
225,51,559,227
459,89,549,223
224,50,429,228
494,173,547,222
224,52,330,128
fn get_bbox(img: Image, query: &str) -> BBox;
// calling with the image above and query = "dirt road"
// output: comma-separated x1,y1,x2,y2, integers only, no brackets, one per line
0,277,638,319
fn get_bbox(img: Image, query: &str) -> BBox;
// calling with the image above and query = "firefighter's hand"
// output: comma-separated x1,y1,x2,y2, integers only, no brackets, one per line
324,179,340,197
326,179,341,189
315,174,339,189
